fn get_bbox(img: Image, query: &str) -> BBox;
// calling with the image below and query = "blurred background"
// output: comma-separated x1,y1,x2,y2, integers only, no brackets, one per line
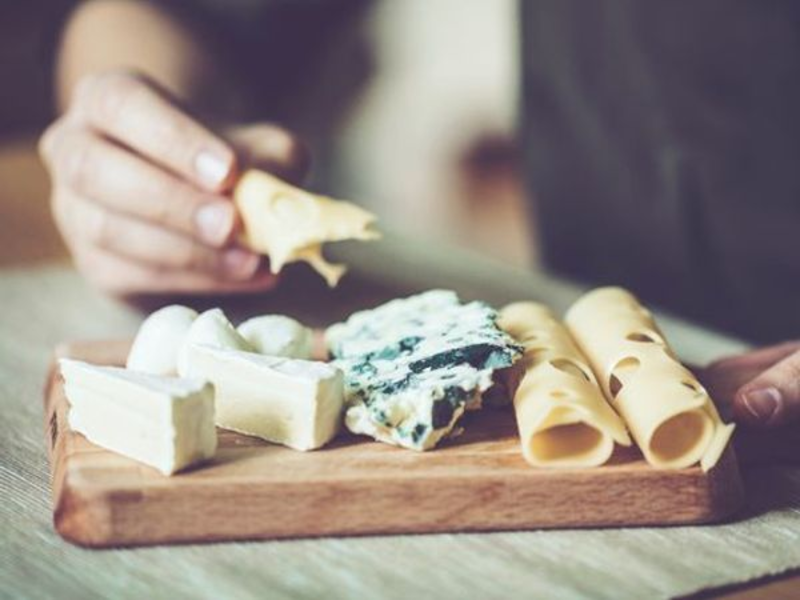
0,0,534,269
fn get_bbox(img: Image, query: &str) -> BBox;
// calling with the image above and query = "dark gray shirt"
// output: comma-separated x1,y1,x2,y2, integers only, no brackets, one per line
521,0,800,343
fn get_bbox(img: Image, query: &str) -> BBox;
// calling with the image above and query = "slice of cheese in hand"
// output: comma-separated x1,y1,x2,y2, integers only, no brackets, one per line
183,345,344,451
60,359,216,475
499,302,630,468
237,315,313,359
176,308,253,377
234,169,380,287
127,305,198,375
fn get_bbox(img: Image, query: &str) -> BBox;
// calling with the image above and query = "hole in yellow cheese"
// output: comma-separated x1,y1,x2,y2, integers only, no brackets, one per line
529,423,604,464
626,332,659,343
609,356,640,398
649,410,709,466
550,358,590,381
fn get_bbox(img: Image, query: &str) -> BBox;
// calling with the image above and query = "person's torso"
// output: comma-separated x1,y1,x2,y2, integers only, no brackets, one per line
521,0,800,343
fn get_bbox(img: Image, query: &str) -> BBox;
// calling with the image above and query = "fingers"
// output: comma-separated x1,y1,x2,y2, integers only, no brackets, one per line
706,341,800,373
226,123,310,184
55,189,258,280
734,349,800,428
74,245,279,298
42,124,237,246
71,71,237,191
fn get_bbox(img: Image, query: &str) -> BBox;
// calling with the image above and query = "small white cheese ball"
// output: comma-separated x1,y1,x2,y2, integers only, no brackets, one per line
177,308,254,377
237,315,314,359
126,305,199,375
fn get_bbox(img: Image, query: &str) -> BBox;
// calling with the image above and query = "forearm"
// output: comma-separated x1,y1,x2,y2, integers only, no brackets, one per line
55,0,244,119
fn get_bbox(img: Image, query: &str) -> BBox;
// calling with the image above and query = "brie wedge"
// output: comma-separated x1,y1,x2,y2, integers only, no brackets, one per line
183,344,344,451
176,308,253,377
127,304,198,375
237,315,313,359
60,359,217,475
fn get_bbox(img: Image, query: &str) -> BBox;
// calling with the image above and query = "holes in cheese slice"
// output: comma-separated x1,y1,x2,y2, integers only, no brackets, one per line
626,332,660,343
681,380,703,394
609,357,640,398
550,358,591,382
649,409,712,468
528,423,606,466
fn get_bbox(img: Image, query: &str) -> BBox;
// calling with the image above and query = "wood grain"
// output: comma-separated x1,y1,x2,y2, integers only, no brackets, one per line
46,339,745,548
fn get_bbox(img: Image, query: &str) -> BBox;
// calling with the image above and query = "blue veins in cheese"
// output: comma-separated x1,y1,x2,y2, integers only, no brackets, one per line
325,290,523,451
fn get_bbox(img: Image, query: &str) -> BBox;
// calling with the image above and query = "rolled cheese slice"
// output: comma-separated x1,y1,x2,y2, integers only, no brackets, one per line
564,287,735,471
176,308,253,377
237,315,313,359
127,305,198,375
498,302,630,468
234,169,380,287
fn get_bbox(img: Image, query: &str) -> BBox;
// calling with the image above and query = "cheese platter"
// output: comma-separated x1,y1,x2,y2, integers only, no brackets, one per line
45,289,745,548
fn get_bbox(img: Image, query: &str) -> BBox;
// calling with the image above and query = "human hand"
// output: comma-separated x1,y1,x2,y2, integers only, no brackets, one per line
702,341,800,428
39,71,307,298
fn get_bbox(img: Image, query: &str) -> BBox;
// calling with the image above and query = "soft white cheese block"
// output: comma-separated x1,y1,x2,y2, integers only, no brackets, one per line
59,359,217,475
183,344,344,451
237,315,313,359
127,304,198,375
176,308,253,377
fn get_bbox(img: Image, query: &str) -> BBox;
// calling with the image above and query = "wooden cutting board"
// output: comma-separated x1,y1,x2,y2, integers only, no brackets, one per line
45,340,745,548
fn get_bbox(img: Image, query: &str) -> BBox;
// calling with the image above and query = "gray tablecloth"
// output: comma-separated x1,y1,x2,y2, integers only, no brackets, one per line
1,261,799,600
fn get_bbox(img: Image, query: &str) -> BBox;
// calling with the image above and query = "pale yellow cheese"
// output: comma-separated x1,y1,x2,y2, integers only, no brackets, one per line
234,169,380,287
564,287,735,471
498,302,630,468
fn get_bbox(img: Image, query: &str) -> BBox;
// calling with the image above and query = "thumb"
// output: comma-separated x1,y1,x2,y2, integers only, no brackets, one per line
734,349,800,428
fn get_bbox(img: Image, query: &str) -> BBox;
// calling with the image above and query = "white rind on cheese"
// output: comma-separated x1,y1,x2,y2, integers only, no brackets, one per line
176,308,253,377
59,359,217,475
126,304,198,375
183,345,344,451
237,315,313,359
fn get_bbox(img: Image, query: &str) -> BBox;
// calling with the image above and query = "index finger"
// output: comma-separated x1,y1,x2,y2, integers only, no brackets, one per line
72,71,237,192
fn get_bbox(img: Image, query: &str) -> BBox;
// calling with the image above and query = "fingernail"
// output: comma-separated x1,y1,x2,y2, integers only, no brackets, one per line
223,248,259,279
195,203,234,245
195,150,231,188
742,387,782,423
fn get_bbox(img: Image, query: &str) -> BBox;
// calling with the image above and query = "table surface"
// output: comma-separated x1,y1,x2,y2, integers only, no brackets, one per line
1,139,798,599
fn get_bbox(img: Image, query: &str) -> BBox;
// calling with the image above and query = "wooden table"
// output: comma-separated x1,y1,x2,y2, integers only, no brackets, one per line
1,138,798,599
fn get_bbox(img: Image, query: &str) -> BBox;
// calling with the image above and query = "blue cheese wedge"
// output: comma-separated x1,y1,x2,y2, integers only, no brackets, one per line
60,359,217,475
326,290,522,450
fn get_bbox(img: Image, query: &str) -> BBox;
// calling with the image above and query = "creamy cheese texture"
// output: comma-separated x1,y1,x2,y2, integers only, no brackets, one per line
176,308,253,377
565,287,735,471
183,345,344,451
59,359,217,475
126,304,198,375
234,169,380,287
326,290,523,450
237,315,313,359
498,302,630,468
